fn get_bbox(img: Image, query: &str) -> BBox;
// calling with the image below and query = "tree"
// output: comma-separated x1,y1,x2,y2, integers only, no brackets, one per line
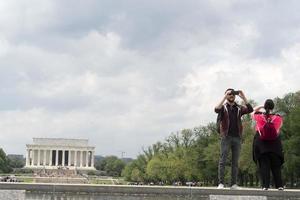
192,124,219,185
96,156,125,177
279,92,300,187
7,155,25,169
146,156,166,182
122,155,148,182
0,148,12,173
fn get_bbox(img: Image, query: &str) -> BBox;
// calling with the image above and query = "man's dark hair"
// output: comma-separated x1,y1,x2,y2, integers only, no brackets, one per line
264,99,274,114
224,88,234,94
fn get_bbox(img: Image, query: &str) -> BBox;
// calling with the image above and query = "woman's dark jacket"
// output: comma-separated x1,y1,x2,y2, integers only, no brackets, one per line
252,132,284,165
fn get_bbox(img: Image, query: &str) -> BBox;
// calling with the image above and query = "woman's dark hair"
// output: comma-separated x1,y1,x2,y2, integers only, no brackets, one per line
264,99,274,114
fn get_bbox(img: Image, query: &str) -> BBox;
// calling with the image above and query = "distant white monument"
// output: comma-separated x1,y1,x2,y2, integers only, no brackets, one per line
25,138,95,170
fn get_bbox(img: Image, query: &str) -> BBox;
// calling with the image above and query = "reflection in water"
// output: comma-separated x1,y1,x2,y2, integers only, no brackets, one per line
25,192,207,200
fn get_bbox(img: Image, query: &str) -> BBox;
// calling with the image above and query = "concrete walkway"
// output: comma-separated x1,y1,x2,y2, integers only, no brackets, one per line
1,182,300,199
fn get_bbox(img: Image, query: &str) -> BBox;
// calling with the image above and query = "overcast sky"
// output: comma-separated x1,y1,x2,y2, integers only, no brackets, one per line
0,0,299,158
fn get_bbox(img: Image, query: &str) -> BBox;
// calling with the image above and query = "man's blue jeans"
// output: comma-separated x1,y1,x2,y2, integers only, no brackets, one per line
218,135,241,186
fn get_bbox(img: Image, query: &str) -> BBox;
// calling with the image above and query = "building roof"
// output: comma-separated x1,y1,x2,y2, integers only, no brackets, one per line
29,138,92,148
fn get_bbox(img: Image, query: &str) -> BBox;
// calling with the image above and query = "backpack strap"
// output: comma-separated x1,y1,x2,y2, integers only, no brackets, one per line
263,114,276,123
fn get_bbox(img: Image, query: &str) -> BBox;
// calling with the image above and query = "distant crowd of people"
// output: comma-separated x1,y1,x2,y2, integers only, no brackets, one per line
215,88,284,190
35,166,78,178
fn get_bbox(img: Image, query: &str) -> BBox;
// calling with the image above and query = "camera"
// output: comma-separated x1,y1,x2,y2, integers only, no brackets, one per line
232,90,240,95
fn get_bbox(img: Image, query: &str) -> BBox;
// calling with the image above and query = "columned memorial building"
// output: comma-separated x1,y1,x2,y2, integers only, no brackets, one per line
25,138,95,170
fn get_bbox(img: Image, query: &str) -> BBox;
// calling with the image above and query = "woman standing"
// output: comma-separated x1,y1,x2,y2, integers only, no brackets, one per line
252,99,284,190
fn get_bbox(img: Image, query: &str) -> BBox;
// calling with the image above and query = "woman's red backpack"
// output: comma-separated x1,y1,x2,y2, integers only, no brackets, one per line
259,115,278,140
253,113,282,141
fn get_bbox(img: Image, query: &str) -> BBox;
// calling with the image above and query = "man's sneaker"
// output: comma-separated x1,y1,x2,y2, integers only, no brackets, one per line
278,187,284,191
230,184,240,190
217,183,224,189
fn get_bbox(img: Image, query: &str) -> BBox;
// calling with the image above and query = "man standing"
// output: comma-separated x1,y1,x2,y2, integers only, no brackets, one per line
215,88,253,189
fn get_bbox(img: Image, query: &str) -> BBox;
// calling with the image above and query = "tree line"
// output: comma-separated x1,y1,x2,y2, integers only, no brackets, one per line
122,91,300,188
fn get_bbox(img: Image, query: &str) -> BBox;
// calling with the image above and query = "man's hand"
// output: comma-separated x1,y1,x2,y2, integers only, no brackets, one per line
238,90,248,103
215,91,231,111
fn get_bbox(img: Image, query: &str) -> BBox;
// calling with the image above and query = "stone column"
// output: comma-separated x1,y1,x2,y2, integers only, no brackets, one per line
74,151,77,167
31,150,35,166
55,150,58,166
91,151,94,168
68,150,71,166
43,150,46,166
80,151,83,167
62,150,65,166
49,150,52,166
37,149,41,166
85,151,89,167
26,149,30,167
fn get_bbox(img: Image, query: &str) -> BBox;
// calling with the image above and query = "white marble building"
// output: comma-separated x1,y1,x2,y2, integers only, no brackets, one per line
25,138,95,170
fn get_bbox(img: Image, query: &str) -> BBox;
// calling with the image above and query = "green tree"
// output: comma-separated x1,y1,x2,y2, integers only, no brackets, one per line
193,124,219,185
7,155,25,169
122,154,148,182
96,156,125,177
279,92,300,187
146,156,169,183
0,149,12,173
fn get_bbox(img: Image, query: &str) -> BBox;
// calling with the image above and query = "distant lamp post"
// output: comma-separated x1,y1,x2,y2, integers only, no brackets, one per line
119,151,126,159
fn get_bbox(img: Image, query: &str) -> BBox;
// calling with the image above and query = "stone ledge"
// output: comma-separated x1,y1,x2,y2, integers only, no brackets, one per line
0,190,25,200
1,183,300,199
